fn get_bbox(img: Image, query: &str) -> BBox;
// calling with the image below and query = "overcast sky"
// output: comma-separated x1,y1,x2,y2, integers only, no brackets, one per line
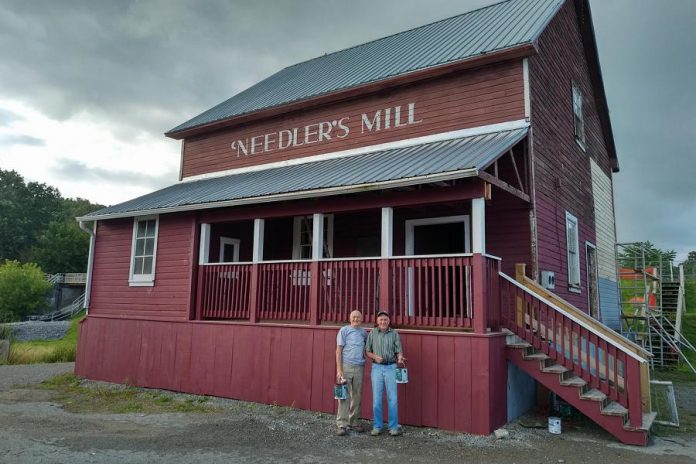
0,0,694,261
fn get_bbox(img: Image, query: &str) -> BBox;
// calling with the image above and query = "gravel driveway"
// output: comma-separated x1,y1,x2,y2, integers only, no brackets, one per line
0,363,694,464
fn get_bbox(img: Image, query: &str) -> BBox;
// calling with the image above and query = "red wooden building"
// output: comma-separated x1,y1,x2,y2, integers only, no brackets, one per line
75,0,654,445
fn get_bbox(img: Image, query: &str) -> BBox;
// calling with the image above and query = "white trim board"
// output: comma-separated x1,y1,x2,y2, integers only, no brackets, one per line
405,215,471,255
181,120,529,182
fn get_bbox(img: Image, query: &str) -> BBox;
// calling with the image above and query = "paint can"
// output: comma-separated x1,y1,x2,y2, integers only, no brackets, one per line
548,416,561,434
395,367,409,384
334,383,348,400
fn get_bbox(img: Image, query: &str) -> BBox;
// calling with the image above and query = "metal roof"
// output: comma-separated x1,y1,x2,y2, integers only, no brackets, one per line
167,0,562,135
82,126,528,220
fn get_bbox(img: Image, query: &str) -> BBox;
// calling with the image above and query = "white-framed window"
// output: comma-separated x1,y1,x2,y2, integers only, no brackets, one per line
219,237,240,263
129,216,159,286
572,82,586,149
565,212,581,292
292,215,334,259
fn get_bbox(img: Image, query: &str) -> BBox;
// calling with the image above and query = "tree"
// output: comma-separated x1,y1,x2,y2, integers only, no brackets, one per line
617,241,676,270
29,220,91,273
0,170,63,262
0,260,52,322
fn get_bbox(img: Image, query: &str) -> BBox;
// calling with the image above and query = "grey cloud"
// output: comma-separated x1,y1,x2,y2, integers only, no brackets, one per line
0,108,22,126
53,159,176,191
0,133,45,146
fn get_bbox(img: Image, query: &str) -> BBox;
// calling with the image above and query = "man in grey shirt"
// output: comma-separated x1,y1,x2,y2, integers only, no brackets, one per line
335,310,367,436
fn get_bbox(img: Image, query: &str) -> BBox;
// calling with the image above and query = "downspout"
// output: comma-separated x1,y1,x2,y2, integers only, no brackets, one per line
78,220,96,314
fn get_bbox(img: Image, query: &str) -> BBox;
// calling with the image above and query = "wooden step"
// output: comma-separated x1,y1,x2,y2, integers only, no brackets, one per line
580,388,607,402
524,352,550,361
624,412,658,432
560,376,587,388
541,364,568,375
602,401,628,416
506,341,532,349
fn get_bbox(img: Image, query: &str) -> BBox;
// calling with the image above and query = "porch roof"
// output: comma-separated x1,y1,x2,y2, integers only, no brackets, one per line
79,125,528,221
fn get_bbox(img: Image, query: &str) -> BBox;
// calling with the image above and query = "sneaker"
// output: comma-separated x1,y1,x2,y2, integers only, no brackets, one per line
336,427,347,436
350,423,366,433
389,428,402,436
370,428,382,436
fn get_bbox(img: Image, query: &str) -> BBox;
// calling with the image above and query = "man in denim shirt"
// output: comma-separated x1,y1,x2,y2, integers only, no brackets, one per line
335,310,367,436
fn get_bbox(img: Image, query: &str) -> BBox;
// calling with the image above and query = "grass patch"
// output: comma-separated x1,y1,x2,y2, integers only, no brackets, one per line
37,373,217,414
0,312,83,365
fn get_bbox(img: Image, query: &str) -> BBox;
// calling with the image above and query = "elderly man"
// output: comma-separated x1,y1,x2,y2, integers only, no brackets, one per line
335,310,367,436
365,310,406,436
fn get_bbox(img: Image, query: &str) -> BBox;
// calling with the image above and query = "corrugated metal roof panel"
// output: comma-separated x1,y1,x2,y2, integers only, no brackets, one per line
83,127,527,219
168,0,562,134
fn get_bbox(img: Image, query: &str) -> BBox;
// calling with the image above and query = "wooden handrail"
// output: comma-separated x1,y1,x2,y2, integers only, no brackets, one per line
514,264,651,360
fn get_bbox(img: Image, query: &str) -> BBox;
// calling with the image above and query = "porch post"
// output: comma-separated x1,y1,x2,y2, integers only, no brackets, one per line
471,198,488,333
195,223,211,320
380,207,393,312
309,213,324,325
249,218,264,323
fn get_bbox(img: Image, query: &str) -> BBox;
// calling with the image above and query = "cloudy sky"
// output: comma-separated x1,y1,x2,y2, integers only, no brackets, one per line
0,0,694,260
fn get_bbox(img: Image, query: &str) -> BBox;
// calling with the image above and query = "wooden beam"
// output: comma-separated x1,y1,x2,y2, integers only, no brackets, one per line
478,172,530,202
508,149,525,192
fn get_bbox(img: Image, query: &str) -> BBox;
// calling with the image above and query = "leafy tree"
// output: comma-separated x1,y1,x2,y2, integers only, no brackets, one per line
617,241,676,270
0,260,52,322
0,170,63,262
29,220,91,273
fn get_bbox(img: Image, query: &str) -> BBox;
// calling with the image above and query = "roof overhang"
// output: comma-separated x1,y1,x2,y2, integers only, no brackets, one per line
80,122,528,222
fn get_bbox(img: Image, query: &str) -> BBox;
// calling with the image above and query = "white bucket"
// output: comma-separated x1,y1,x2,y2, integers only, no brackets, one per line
548,416,561,434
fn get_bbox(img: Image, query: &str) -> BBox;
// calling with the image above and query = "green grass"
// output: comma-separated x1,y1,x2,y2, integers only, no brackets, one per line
0,312,83,365
37,373,216,414
678,279,696,373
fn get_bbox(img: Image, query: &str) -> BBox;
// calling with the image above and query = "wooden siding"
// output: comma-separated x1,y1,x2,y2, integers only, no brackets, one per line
535,196,592,311
76,316,507,435
590,159,617,280
486,189,532,276
90,214,195,320
528,0,615,312
599,277,621,330
181,61,524,178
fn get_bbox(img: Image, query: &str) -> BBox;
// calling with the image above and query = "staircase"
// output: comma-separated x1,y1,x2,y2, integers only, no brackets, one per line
499,265,655,446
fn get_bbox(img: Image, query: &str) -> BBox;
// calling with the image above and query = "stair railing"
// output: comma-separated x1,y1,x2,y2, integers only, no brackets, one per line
499,264,652,429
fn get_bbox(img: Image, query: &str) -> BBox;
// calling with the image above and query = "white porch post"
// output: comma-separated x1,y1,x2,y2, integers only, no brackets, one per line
471,197,488,333
199,223,211,264
471,197,486,254
309,214,324,325
253,218,265,262
380,207,393,312
311,213,324,260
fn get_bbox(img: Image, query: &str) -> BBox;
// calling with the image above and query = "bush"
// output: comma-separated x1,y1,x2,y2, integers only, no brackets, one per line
0,260,52,322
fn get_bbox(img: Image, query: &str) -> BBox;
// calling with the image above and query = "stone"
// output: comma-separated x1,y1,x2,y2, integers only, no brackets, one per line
493,428,509,439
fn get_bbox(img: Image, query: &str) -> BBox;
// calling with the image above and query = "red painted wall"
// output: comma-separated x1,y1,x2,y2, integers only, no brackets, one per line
182,61,524,178
90,214,196,321
486,190,532,277
76,316,507,435
529,1,609,311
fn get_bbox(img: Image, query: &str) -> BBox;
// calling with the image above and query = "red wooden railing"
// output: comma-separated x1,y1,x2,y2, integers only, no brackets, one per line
198,264,252,319
257,262,312,321
499,272,649,428
196,255,502,330
319,258,380,324
388,256,474,328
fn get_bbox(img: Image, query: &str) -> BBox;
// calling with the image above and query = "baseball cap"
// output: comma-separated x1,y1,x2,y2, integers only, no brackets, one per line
376,311,390,318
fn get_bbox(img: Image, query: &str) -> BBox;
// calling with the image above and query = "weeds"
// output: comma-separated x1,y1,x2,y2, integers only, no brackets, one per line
1,312,83,365
38,373,216,414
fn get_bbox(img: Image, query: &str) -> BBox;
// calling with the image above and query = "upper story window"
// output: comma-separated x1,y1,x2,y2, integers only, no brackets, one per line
565,212,581,292
572,82,586,149
129,216,159,286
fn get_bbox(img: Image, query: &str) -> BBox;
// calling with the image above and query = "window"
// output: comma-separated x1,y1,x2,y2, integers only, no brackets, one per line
129,216,159,286
565,212,581,291
219,237,240,262
572,82,585,149
292,215,334,259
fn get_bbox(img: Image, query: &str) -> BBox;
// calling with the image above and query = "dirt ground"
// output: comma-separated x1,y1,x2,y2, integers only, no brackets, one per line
1,363,695,464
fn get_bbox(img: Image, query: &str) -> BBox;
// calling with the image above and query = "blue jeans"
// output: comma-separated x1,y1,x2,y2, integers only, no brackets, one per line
371,363,398,431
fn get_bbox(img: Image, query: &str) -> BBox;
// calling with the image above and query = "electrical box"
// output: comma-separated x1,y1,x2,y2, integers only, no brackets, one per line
541,271,555,290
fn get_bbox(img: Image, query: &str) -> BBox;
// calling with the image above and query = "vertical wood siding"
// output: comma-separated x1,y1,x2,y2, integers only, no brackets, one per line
590,159,617,280
486,190,532,276
76,317,507,435
90,214,195,320
529,1,615,312
181,61,524,178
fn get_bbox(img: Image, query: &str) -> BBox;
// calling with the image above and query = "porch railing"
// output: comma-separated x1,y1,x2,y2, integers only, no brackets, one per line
499,271,651,428
196,254,500,330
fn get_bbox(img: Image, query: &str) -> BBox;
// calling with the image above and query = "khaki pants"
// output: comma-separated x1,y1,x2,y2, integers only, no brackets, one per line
336,363,364,429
